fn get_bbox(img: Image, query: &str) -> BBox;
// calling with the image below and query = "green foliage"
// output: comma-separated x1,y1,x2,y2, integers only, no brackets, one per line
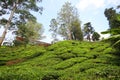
0,41,120,80
101,28,120,35
104,7,120,29
83,22,95,41
113,40,120,50
71,19,83,40
17,21,44,42
0,45,45,61
0,0,43,46
83,22,94,35
0,0,42,22
103,6,120,51
54,57,87,70
49,18,58,42
103,35,120,51
103,47,116,54
13,21,44,46
92,32,100,41
50,2,83,40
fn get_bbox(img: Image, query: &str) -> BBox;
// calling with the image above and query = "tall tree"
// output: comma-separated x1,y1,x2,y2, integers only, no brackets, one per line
49,18,58,43
83,22,94,41
92,32,100,41
0,0,43,46
14,21,44,45
71,19,83,40
103,6,120,51
18,21,44,40
104,7,120,30
49,2,83,40
58,2,83,40
102,6,120,36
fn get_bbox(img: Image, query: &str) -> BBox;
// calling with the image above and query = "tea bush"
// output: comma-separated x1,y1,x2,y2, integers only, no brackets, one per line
0,40,120,80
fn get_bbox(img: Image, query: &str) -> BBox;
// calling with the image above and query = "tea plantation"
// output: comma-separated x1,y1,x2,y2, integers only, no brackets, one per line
0,41,120,80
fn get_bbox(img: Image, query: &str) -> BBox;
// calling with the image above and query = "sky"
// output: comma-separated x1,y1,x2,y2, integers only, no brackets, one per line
0,0,120,43
37,0,120,42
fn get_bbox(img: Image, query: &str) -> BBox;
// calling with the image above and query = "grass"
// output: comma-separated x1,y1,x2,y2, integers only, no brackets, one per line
0,40,120,80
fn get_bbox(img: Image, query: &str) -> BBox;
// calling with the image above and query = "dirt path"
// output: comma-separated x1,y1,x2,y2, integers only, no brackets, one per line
6,58,25,66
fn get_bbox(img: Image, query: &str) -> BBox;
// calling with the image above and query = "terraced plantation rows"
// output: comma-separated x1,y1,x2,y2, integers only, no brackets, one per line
0,41,120,80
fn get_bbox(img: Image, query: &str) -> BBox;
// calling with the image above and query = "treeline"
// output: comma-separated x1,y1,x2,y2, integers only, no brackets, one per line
49,2,100,43
102,6,120,51
0,0,43,46
0,1,120,48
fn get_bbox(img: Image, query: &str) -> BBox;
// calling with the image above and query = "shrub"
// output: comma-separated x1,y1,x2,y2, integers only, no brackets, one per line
58,53,76,60
42,72,60,80
104,35,120,51
103,47,116,54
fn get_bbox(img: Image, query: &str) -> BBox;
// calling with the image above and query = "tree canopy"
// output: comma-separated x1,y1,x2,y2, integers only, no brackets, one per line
18,21,44,40
104,7,120,29
0,0,43,46
83,22,95,41
13,21,44,46
102,5,120,51
49,2,83,41
92,32,100,41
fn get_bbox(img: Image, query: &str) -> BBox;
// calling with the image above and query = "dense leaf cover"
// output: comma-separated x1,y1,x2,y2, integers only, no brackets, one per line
0,41,120,80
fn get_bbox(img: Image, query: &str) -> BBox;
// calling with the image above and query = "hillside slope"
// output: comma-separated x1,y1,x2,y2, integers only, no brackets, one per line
0,41,120,80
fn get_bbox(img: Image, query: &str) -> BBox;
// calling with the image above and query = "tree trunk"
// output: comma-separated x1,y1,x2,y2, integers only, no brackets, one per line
87,34,91,41
68,25,72,40
0,0,18,46
68,32,72,40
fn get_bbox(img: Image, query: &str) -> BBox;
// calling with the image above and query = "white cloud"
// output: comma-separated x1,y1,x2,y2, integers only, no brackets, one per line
76,0,89,11
76,0,120,11
91,0,104,8
107,0,120,6
49,0,54,2
76,0,105,11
